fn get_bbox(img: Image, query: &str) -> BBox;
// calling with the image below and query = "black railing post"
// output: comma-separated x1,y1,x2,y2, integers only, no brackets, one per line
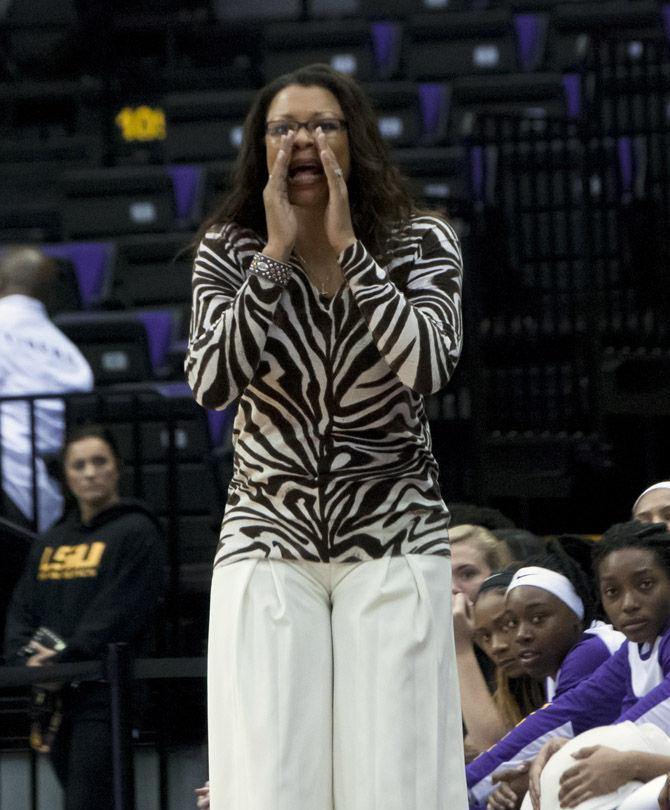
107,642,136,810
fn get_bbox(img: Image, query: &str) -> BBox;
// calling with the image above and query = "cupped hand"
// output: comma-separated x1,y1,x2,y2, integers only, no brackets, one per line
558,745,628,808
316,128,356,255
263,131,297,261
452,591,475,653
529,738,569,810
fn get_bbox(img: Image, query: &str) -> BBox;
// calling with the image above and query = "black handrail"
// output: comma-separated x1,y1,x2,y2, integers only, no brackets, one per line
0,649,207,810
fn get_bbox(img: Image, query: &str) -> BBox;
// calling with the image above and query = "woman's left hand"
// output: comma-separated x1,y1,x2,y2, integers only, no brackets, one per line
558,745,628,808
316,128,356,255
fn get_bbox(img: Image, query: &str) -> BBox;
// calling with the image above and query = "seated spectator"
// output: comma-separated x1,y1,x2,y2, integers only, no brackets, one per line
467,521,670,809
4,424,166,810
451,523,515,692
0,247,93,531
632,482,670,531
450,523,514,601
455,571,544,759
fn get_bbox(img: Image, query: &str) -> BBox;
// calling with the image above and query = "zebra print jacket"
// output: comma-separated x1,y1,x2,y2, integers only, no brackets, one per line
186,214,463,565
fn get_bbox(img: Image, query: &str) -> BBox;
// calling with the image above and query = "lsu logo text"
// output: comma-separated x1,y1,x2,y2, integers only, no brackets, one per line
38,542,106,580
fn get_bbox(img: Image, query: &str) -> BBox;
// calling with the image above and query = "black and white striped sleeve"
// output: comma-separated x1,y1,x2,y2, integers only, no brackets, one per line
185,225,287,410
339,216,463,395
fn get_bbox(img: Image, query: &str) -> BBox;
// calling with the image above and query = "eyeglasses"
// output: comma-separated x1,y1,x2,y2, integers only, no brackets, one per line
265,118,347,139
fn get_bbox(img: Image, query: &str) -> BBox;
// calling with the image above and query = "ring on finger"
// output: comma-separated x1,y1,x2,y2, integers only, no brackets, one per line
334,167,343,177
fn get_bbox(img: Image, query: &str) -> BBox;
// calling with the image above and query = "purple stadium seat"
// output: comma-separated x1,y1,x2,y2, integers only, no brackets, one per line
418,83,451,144
562,73,582,118
43,241,115,308
370,22,402,79
207,408,236,449
136,310,175,372
514,13,548,72
167,164,203,226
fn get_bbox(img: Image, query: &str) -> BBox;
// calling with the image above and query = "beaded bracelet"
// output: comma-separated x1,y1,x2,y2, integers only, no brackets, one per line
249,253,292,286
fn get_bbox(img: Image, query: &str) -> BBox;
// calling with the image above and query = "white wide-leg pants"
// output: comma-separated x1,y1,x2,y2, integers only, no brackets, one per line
207,554,467,810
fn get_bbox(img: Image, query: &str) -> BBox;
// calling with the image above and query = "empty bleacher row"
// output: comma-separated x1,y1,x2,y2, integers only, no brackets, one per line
0,0,669,537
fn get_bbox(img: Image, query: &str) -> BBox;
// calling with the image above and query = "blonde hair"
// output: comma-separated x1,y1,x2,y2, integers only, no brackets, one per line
449,524,513,571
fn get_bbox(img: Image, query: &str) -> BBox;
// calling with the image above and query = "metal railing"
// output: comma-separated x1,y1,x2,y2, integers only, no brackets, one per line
0,646,207,810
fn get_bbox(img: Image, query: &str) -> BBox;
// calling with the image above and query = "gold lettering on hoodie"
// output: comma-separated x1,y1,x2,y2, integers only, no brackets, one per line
38,542,107,580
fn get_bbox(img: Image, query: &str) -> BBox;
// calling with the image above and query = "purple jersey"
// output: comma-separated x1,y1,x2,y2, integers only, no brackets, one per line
467,623,634,805
550,622,624,700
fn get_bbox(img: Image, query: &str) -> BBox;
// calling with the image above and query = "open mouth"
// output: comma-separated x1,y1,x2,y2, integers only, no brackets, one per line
518,650,540,664
288,160,325,184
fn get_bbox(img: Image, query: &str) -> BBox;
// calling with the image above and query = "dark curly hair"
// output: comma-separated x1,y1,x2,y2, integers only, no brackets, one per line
593,520,670,581
196,63,419,262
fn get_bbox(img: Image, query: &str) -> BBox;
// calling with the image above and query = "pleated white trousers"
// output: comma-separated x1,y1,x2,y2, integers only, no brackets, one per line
207,554,467,810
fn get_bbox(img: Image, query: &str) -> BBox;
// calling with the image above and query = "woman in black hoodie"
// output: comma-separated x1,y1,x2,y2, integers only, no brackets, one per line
4,424,166,810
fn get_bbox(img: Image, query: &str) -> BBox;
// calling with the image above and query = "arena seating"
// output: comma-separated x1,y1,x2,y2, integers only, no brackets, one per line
0,0,668,648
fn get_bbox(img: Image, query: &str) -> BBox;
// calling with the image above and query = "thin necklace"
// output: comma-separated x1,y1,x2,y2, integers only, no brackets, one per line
295,252,327,295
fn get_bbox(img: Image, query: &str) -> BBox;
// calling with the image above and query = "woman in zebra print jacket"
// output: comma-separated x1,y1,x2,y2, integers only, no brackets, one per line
186,64,467,810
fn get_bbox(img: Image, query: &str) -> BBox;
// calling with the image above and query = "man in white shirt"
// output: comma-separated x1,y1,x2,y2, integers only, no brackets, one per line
0,247,93,531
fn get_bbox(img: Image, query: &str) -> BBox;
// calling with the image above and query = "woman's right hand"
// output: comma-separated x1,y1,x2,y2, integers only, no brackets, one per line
529,737,569,810
452,591,475,653
263,131,297,262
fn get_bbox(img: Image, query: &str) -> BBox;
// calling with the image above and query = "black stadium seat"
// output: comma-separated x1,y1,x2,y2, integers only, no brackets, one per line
106,232,193,315
61,166,177,239
262,19,379,82
367,82,421,147
163,90,255,163
407,9,518,81
54,311,155,384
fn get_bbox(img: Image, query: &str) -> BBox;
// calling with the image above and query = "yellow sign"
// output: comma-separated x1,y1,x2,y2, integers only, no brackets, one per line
115,106,166,142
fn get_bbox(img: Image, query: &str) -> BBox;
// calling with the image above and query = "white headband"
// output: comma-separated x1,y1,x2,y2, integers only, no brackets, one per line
507,566,585,621
632,482,670,515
